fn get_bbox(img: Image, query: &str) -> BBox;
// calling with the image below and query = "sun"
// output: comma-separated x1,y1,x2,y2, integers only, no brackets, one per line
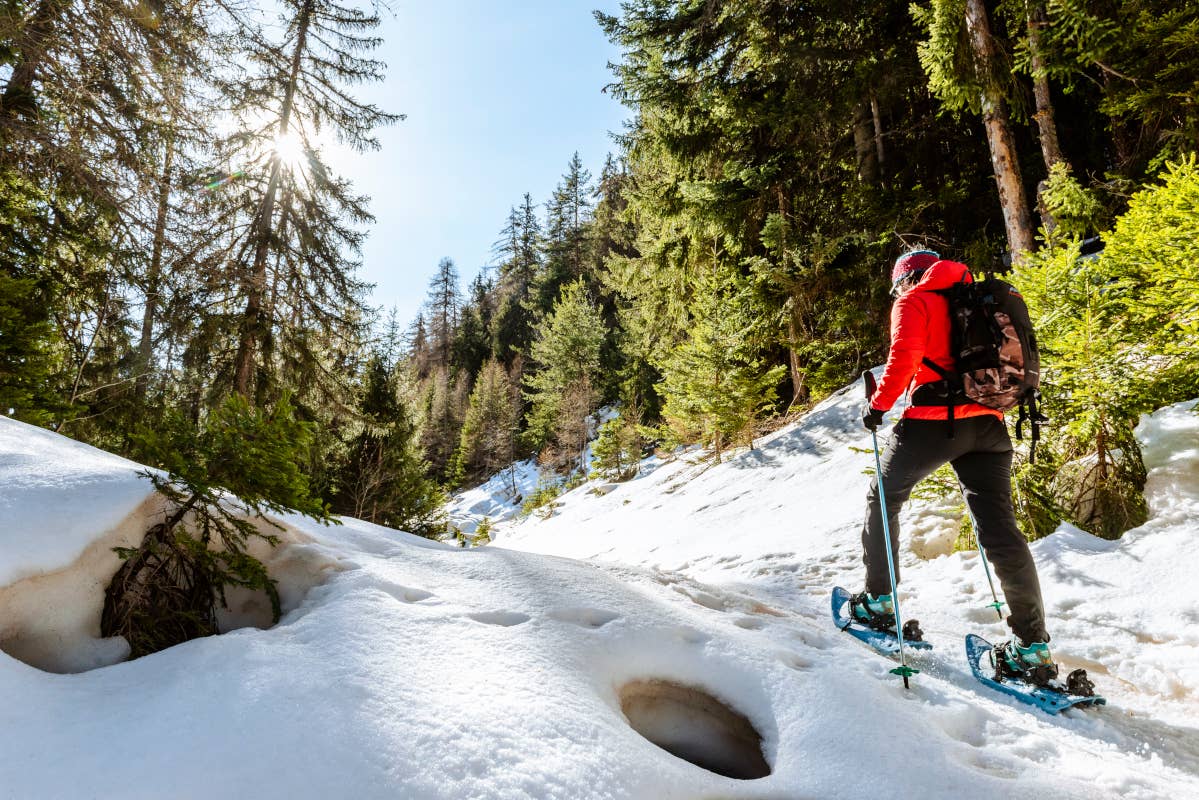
272,131,306,172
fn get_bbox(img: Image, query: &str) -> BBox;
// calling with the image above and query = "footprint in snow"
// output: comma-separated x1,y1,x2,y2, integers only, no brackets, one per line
952,749,1020,780
733,616,766,631
547,607,621,629
674,586,728,612
673,627,711,645
780,652,812,671
467,611,531,627
382,584,435,604
963,605,1005,625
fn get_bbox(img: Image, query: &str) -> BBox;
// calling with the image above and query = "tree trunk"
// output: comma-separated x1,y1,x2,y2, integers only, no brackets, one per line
234,0,313,398
1027,5,1066,234
136,135,176,403
964,0,1036,262
785,313,806,405
870,91,886,175
1027,12,1064,172
852,101,879,185
0,0,63,120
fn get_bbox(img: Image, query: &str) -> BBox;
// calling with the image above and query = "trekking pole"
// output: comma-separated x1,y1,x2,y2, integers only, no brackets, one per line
863,371,918,689
972,525,1006,620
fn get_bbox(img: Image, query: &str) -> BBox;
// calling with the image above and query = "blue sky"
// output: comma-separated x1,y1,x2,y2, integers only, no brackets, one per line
329,1,629,331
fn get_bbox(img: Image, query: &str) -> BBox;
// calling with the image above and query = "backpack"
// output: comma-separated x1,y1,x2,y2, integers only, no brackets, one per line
911,274,1047,456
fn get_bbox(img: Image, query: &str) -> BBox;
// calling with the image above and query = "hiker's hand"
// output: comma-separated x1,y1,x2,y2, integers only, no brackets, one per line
862,405,884,431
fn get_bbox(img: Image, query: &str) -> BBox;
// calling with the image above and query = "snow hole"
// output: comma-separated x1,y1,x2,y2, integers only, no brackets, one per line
0,497,346,674
618,679,771,780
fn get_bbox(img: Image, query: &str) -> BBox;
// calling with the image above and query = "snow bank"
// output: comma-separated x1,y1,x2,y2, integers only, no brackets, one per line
0,418,345,674
0,417,152,586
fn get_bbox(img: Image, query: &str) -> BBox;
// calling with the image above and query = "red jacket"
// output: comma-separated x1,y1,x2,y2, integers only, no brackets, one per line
871,259,1002,421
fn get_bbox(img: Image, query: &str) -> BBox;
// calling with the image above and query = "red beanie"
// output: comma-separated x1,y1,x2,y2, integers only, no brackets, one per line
891,249,940,284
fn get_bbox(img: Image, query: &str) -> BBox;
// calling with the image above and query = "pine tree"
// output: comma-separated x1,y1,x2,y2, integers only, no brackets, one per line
523,280,607,471
913,0,1036,259
417,365,467,482
596,0,979,407
658,273,786,463
591,408,644,482
0,273,60,425
452,358,520,486
407,313,432,379
337,356,446,537
533,154,595,316
225,0,401,403
451,272,496,387
104,393,332,657
424,257,462,372
1006,157,1199,541
492,194,542,367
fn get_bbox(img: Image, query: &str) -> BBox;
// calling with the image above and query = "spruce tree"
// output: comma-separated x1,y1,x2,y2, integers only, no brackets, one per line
337,356,446,537
104,393,332,657
492,194,542,367
424,257,462,372
912,0,1036,259
417,365,467,482
452,358,520,486
224,0,400,403
658,273,786,463
0,273,60,425
536,152,594,311
523,280,607,471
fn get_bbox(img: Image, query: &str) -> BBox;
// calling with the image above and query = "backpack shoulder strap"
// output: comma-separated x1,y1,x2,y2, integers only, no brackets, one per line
921,356,953,380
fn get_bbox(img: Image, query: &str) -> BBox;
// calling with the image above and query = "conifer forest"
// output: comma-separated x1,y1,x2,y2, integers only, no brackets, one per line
3,0,1198,547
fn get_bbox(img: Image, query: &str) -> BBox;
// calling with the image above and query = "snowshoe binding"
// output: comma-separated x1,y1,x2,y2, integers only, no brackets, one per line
832,587,932,657
993,639,1097,697
965,634,1105,714
849,592,926,642
850,592,895,630
994,638,1059,687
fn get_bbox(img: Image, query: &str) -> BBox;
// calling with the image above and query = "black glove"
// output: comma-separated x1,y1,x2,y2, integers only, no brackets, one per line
862,405,885,431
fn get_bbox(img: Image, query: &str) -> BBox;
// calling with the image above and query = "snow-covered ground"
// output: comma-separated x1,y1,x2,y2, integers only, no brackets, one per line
3,381,1198,799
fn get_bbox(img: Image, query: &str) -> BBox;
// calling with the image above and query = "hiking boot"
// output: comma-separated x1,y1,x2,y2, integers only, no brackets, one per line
850,591,896,631
994,638,1059,686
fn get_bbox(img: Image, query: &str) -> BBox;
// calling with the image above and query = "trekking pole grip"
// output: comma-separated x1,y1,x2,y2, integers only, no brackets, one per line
863,370,877,402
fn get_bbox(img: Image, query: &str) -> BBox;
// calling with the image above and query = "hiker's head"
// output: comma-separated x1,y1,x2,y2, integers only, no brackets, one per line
890,249,940,297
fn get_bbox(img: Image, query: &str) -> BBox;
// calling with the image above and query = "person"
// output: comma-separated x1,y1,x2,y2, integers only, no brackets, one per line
851,249,1058,685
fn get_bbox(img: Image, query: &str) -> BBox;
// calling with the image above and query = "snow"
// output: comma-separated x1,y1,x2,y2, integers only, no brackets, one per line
2,387,1199,798
0,418,153,586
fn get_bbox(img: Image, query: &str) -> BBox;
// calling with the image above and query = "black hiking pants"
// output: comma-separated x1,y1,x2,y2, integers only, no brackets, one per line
862,415,1049,643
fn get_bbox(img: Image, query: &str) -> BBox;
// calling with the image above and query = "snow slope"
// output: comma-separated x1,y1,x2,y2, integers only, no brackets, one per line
2,382,1198,799
485,384,1199,796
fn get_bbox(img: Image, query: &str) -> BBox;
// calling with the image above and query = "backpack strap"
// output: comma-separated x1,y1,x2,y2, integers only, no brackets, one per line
1016,391,1047,463
921,357,956,439
1029,391,1045,464
920,357,953,380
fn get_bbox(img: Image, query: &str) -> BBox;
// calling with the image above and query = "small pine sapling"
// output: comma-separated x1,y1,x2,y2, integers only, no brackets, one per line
591,413,643,481
473,517,493,546
103,394,334,658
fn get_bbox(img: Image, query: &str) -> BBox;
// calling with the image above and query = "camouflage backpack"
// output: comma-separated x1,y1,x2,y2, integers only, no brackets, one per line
911,275,1046,454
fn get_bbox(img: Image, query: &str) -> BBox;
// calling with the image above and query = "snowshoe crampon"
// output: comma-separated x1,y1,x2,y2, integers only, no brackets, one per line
965,634,1105,714
1065,668,1097,697
831,587,932,657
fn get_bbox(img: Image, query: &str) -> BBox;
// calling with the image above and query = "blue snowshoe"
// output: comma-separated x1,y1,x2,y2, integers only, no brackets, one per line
965,634,1105,714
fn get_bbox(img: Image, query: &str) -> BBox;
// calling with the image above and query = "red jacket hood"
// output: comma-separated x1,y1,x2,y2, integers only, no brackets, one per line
912,259,972,292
